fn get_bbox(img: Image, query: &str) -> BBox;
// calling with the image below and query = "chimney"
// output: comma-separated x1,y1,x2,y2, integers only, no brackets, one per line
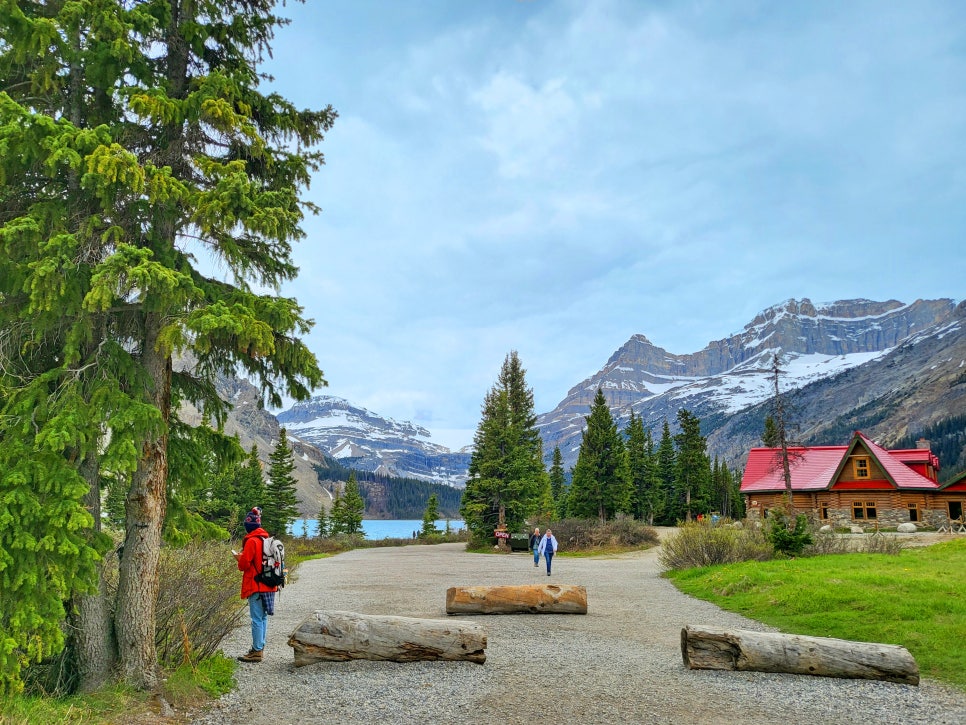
916,438,930,450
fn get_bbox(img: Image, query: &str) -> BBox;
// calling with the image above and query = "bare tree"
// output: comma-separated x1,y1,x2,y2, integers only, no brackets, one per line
770,353,795,521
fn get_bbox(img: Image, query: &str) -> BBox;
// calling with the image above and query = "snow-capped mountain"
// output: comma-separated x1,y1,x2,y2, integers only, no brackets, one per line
277,396,472,486
538,298,961,469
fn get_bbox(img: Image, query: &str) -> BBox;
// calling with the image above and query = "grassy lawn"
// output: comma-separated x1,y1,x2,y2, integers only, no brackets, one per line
665,537,966,691
0,655,235,725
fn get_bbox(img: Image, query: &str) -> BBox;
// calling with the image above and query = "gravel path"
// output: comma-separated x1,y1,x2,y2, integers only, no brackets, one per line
195,538,966,725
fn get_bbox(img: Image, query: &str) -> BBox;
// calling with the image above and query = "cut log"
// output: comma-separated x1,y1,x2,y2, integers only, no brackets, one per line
288,610,486,666
446,584,588,615
680,625,919,685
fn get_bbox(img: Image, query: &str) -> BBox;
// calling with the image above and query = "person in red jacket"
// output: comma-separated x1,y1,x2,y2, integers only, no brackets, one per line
233,507,278,663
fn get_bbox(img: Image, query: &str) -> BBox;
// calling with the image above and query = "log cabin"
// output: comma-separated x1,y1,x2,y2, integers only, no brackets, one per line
740,431,966,529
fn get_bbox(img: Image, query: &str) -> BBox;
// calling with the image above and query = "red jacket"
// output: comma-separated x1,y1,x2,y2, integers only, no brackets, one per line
238,527,278,598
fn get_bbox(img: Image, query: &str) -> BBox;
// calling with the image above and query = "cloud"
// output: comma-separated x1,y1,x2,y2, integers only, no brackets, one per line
266,0,966,445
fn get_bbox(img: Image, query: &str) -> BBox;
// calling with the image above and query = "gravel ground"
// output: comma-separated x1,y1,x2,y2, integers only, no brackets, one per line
194,535,966,725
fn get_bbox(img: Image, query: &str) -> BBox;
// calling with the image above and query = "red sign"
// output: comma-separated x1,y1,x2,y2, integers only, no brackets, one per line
493,530,511,539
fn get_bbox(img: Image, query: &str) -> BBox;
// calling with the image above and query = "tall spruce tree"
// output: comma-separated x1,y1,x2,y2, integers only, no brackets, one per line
568,388,631,523
627,413,663,525
1,0,333,691
264,429,300,536
673,409,711,522
421,494,440,536
328,487,347,535
340,472,365,536
548,446,566,520
460,352,548,541
654,419,677,525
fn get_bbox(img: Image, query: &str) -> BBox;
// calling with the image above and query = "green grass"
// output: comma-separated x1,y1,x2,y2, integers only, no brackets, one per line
0,654,237,724
0,685,154,725
665,538,966,691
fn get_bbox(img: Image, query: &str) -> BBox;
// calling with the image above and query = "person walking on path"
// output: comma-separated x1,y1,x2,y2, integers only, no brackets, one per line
529,527,541,567
233,507,278,663
537,528,558,576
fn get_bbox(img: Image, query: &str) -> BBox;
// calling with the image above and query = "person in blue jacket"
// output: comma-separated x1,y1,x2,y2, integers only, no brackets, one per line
537,528,558,576
528,527,541,567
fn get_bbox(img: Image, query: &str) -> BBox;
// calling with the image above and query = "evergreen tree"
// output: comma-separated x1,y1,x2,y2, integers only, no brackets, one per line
568,389,632,523
208,446,266,537
460,352,549,541
421,494,440,536
341,472,365,536
0,0,333,691
654,420,677,525
316,497,331,538
264,430,300,536
329,487,347,535
673,409,711,522
627,413,663,525
548,446,567,520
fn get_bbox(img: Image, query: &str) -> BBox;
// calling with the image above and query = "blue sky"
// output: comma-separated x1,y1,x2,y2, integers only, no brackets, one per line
256,0,965,449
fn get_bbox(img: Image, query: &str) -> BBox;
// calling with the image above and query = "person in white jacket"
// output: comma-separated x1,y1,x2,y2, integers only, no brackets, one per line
537,529,558,576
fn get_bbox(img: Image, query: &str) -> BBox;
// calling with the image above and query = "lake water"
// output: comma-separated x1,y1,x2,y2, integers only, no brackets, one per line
290,519,465,540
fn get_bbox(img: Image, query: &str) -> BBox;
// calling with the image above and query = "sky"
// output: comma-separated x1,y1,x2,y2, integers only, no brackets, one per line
246,0,965,449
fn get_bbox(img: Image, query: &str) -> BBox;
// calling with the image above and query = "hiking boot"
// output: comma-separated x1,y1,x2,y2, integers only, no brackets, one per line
238,648,263,663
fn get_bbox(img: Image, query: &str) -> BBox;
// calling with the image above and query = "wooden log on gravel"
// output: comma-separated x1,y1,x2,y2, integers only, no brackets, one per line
288,610,487,666
680,625,919,685
446,584,588,615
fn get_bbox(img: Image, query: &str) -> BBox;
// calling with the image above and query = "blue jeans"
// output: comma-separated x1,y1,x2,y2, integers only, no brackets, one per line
249,593,267,651
533,548,540,565
544,550,554,574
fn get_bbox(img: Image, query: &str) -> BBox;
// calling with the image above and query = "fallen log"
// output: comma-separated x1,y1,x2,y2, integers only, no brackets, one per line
680,625,919,685
446,584,588,615
288,610,486,666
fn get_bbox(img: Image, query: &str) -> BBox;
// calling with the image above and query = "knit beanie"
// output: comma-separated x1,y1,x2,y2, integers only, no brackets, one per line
243,507,262,533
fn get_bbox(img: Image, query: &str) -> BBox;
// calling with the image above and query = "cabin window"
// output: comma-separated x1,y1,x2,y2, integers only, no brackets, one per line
864,501,877,519
907,503,919,522
853,501,877,520
853,457,870,479
820,502,830,520
950,501,964,521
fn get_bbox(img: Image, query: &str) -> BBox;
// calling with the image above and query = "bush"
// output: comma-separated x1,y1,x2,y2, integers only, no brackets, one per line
155,542,245,667
659,521,773,570
551,516,659,551
767,514,813,556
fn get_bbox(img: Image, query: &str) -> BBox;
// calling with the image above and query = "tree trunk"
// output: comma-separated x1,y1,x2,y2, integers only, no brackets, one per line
446,584,588,615
680,625,919,685
288,611,486,665
71,452,118,692
115,313,170,690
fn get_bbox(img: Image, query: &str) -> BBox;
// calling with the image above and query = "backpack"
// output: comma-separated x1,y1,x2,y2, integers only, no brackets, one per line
254,534,286,588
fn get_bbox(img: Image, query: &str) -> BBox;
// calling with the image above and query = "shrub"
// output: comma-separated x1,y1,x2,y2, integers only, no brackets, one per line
552,516,659,551
659,521,773,570
155,542,246,667
804,530,905,556
767,514,813,556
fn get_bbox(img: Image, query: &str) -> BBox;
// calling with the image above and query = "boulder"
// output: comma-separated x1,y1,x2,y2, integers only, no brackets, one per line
897,522,917,533
819,524,833,533
851,526,864,534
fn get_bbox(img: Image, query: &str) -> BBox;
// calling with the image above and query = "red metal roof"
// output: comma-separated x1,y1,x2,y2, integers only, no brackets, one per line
740,432,940,493
857,434,939,490
891,448,940,470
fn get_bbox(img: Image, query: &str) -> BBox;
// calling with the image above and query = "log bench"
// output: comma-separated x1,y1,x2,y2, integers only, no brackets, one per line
681,625,919,685
288,610,487,665
446,584,588,615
